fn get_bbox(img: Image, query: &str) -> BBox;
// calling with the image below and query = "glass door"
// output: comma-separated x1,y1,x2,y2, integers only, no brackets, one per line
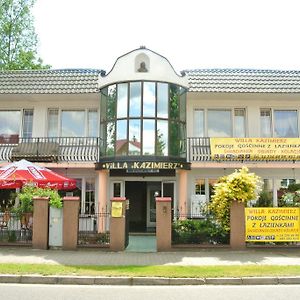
146,181,175,228
146,182,161,228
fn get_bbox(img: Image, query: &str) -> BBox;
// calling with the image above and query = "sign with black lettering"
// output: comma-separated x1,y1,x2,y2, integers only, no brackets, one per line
245,207,300,242
97,161,190,170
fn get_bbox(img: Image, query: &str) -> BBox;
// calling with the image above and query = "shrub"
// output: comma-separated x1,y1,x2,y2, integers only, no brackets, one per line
209,167,262,232
15,185,63,216
172,218,229,244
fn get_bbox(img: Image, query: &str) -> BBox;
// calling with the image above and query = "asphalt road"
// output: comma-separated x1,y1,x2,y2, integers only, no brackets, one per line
1,284,300,300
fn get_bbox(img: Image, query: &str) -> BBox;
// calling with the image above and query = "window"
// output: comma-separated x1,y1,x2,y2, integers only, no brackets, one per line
274,110,298,137
260,108,271,137
61,110,85,137
85,178,95,214
47,109,98,137
88,109,98,137
195,179,205,195
22,109,33,138
234,108,246,137
194,109,204,137
260,109,299,137
113,182,122,197
100,82,186,158
117,84,128,118
280,178,296,188
143,119,155,155
157,83,168,118
208,110,231,137
129,82,141,117
48,109,59,138
128,120,141,155
193,108,246,137
0,110,33,143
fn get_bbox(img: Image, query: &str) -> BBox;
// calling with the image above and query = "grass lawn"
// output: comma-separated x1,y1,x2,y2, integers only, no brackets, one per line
1,264,300,278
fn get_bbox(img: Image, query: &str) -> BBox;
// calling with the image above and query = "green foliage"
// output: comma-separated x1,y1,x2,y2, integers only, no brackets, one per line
255,190,273,207
286,183,300,193
209,167,262,231
278,183,300,207
279,191,300,207
172,218,229,244
15,186,63,215
0,189,16,211
0,0,50,70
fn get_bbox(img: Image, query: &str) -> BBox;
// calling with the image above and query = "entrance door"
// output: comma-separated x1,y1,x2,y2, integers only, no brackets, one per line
146,181,175,228
125,181,147,232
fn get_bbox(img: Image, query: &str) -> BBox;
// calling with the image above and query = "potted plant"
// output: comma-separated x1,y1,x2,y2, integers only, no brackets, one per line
15,185,63,229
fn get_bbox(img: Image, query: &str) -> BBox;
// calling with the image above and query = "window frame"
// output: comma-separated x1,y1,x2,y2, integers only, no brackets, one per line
47,108,99,138
0,109,33,141
193,107,247,137
100,81,187,158
260,108,299,138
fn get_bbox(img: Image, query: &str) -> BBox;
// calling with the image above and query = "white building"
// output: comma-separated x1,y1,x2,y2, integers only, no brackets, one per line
1,47,300,232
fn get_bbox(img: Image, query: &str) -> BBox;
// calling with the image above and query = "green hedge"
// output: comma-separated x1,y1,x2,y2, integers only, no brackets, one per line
172,219,229,245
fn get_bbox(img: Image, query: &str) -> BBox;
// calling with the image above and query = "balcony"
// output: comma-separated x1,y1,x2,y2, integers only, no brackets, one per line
0,137,101,163
1,136,297,164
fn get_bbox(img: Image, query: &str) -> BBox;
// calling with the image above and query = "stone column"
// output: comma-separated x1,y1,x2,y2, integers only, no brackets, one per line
230,200,246,249
32,196,49,250
63,196,80,250
97,170,109,233
178,169,188,219
110,197,126,252
156,197,172,251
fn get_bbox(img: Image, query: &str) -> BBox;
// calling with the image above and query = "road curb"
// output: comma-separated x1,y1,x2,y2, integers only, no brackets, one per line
1,275,300,285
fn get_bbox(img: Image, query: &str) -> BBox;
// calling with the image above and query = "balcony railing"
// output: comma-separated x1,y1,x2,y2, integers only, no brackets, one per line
187,137,211,162
0,137,101,163
1,136,294,164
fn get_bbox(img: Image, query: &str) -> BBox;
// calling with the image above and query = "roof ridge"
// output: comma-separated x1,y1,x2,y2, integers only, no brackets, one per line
184,68,300,74
0,68,104,74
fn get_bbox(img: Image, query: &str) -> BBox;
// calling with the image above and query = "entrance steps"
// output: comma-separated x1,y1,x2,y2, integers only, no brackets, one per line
129,232,155,236
125,234,157,252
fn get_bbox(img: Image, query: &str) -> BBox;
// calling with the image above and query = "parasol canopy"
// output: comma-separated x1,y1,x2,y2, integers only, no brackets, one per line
0,159,76,190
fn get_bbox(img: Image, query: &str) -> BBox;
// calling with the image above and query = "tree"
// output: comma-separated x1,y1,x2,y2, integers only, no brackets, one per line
209,167,262,231
0,0,50,70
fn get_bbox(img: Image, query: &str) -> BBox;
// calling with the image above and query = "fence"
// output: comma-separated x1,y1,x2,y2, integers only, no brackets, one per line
0,212,32,245
78,211,110,247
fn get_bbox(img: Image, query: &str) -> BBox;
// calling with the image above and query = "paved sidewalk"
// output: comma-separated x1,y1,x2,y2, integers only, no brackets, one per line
0,247,300,266
1,247,300,286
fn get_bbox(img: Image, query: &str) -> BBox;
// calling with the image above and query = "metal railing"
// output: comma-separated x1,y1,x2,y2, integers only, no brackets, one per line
78,211,110,247
0,212,32,244
187,137,212,162
0,137,101,162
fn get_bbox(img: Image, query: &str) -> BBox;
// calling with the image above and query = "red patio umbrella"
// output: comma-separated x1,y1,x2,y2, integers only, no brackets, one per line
0,159,76,190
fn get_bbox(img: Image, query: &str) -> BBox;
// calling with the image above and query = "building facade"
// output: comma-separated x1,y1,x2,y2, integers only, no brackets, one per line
1,47,300,232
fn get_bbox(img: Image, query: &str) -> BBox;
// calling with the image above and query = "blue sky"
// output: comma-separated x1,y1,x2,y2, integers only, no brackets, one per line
33,0,300,72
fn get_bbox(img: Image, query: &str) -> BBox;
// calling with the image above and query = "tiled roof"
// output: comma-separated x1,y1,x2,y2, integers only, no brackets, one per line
185,69,300,93
0,69,103,94
2,67,300,94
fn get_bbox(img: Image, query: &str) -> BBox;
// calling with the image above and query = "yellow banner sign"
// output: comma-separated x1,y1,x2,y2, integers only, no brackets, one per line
111,202,123,218
210,138,300,161
245,207,300,242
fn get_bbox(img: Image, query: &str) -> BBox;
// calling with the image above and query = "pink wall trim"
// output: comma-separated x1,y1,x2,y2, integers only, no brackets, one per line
156,197,172,202
111,197,127,202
